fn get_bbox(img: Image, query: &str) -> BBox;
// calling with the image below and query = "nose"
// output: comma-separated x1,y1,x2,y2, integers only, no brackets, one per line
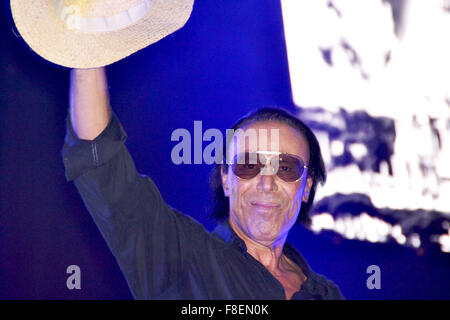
256,173,278,193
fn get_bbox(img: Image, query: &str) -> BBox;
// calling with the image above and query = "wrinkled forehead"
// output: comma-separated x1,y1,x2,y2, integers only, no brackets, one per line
226,121,310,163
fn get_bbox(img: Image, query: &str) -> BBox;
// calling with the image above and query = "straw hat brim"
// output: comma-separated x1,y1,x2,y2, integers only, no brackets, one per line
10,0,194,68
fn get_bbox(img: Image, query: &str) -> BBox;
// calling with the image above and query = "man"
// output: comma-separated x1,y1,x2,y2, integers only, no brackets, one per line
62,67,343,300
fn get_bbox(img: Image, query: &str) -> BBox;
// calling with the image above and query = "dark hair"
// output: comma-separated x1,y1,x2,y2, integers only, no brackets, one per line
209,107,327,227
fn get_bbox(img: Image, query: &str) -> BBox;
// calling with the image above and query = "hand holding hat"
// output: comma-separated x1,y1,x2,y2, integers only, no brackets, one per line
10,0,194,68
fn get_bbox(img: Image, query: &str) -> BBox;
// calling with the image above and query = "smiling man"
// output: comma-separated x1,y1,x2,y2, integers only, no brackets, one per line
208,109,343,300
222,121,312,300
62,67,343,300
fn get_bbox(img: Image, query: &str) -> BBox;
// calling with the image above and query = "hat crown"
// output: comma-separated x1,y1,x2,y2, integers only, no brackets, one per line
61,0,145,17
11,0,195,68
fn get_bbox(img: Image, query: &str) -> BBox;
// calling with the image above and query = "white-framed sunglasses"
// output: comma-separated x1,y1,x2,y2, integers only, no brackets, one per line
231,151,308,182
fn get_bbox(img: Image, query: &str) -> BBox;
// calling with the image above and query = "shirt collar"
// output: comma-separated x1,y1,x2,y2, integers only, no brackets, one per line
211,219,333,299
212,219,313,276
212,219,248,252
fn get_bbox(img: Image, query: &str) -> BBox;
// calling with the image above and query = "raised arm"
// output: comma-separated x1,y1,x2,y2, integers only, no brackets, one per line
70,67,111,140
62,67,208,299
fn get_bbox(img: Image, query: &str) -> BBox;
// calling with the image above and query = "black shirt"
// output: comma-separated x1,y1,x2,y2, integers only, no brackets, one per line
61,110,344,300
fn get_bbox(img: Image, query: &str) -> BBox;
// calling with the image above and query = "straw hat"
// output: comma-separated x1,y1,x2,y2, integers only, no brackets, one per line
10,0,195,68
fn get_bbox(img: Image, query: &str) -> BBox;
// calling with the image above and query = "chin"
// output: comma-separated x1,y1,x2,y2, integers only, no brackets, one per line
247,220,281,241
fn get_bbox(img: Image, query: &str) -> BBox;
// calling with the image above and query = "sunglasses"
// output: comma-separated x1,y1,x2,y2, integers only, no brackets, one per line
231,151,308,182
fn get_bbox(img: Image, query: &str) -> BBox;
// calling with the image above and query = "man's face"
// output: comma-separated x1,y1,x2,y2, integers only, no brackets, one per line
221,121,313,247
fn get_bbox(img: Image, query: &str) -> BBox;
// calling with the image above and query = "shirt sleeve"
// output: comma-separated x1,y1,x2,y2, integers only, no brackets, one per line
326,280,345,300
61,109,207,299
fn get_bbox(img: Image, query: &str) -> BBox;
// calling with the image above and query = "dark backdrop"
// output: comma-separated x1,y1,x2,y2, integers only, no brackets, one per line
0,0,448,299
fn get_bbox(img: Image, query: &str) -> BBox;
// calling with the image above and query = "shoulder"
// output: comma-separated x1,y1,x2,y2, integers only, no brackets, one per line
283,242,345,300
309,272,345,300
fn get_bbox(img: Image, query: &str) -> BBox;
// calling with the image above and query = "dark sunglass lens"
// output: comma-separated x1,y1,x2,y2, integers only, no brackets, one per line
275,154,304,182
232,153,261,179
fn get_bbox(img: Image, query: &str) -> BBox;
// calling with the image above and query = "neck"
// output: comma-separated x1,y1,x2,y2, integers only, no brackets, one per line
229,219,288,273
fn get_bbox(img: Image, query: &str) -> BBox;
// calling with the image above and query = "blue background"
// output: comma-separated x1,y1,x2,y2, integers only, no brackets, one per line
0,0,448,299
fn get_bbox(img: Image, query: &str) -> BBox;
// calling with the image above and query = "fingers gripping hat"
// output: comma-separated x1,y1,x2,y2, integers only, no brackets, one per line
10,0,195,68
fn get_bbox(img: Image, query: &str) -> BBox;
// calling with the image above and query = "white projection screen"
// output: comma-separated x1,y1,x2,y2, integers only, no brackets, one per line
281,0,450,252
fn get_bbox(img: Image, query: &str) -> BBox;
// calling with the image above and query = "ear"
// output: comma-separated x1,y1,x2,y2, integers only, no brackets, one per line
221,165,230,197
302,176,313,203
